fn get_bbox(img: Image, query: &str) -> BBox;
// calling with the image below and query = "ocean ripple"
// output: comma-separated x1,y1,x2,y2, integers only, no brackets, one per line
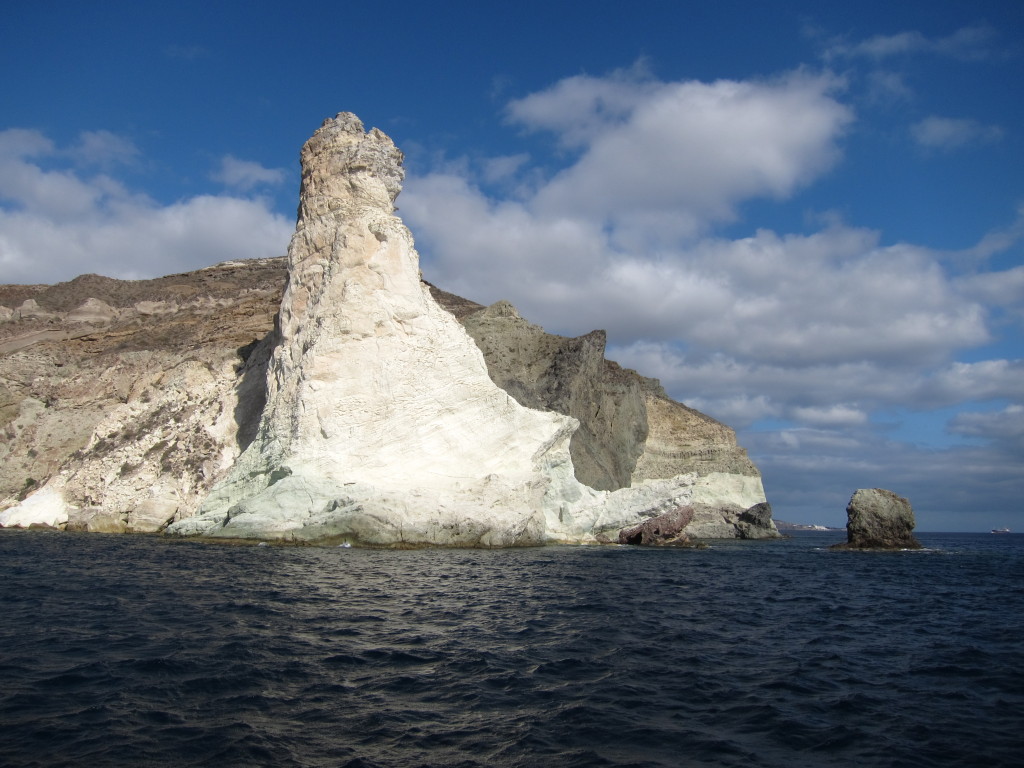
1,530,1022,767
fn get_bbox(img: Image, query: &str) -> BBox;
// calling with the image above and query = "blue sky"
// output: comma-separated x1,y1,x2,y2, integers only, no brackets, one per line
2,1,1022,530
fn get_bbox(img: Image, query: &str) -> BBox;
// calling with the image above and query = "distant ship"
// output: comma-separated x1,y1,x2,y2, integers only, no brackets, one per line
991,527,1011,534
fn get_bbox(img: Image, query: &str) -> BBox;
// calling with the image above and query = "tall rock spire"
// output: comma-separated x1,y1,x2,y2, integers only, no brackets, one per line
171,114,587,545
168,113,770,546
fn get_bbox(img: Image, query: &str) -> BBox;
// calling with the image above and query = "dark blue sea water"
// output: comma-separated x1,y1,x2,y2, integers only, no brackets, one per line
1,530,1022,767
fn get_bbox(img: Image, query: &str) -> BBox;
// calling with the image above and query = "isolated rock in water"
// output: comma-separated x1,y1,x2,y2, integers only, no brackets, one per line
736,502,774,539
618,506,695,546
836,488,921,550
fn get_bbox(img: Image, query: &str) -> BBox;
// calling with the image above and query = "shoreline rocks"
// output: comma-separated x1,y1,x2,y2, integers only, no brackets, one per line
618,506,696,547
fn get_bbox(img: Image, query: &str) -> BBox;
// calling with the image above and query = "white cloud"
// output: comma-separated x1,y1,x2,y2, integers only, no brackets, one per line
404,69,1014,455
911,116,1003,151
508,70,851,244
506,62,661,149
956,266,1024,313
917,360,1024,405
0,129,292,284
480,153,530,185
790,404,867,427
0,128,53,159
211,155,287,191
824,24,997,62
609,339,1024,431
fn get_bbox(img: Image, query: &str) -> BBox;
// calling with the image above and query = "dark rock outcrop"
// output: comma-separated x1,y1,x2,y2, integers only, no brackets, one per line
736,502,774,539
618,506,696,547
460,300,647,491
833,488,921,550
456,297,763,495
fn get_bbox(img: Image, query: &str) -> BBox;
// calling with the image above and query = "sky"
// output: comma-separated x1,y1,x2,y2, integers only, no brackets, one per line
2,1,1022,531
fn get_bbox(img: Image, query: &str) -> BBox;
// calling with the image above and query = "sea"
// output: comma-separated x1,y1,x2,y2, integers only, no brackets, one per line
1,530,1021,768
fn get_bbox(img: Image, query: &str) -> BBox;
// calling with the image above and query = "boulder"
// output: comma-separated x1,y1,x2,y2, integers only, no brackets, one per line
619,506,695,546
0,486,68,528
127,499,179,533
834,488,921,550
736,501,775,539
66,507,127,533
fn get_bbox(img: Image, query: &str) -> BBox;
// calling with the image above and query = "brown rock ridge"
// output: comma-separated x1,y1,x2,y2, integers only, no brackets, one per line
0,259,286,530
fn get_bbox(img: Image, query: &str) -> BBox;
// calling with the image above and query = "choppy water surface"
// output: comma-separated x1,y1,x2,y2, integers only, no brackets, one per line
1,530,1022,767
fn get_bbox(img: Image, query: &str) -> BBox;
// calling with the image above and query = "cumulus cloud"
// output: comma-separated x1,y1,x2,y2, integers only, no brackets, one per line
0,129,292,284
70,130,141,168
507,70,851,244
609,341,1024,429
404,69,1004,379
911,116,1003,151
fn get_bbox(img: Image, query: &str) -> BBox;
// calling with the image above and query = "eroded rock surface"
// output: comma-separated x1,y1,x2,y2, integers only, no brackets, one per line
1,112,776,544
0,258,285,528
833,488,921,550
619,507,696,546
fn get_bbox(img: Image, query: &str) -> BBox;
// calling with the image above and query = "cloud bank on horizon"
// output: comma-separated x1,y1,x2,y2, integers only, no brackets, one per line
1,8,1021,529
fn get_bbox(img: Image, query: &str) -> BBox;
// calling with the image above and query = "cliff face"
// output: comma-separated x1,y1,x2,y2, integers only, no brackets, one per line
458,298,763,500
0,259,283,532
0,113,775,544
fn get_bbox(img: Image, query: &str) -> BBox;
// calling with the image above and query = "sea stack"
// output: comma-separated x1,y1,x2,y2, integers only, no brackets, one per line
833,488,922,550
166,113,767,545
168,114,588,545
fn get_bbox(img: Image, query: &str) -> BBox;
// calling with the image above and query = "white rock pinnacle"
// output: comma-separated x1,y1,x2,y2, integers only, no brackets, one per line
169,113,760,546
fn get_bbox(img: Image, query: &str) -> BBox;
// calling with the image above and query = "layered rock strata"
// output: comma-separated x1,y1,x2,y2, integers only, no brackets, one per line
1,113,776,545
460,299,765,507
0,259,284,532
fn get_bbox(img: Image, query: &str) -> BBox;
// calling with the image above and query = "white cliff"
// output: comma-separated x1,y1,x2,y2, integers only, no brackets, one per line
1,113,772,544
168,113,735,545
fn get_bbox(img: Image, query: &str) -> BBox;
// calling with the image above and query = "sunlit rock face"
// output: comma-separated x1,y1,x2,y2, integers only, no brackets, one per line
0,258,286,531
169,114,595,545
2,112,775,545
